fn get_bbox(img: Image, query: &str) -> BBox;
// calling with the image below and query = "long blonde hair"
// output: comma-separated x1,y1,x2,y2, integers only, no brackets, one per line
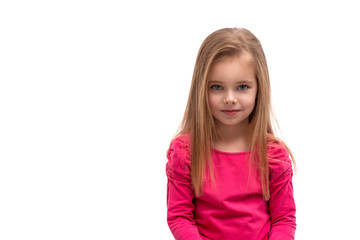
176,28,294,200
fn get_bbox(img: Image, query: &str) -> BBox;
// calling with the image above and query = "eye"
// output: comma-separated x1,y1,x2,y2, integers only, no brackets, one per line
210,85,223,90
238,85,248,90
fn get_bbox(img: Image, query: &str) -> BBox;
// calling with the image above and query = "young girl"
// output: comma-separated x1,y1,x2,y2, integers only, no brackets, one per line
166,28,296,240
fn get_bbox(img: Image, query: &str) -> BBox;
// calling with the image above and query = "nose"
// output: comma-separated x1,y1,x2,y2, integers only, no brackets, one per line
223,92,238,105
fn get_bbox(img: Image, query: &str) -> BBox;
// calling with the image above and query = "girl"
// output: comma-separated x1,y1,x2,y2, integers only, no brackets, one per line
166,28,296,240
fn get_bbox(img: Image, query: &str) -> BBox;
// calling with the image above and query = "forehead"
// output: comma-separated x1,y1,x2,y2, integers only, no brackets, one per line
209,55,255,82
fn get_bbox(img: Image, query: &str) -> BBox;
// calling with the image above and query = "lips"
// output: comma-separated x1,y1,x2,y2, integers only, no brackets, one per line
222,110,240,116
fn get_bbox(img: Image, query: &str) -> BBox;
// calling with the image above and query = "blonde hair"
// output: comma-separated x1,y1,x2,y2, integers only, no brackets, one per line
176,28,294,200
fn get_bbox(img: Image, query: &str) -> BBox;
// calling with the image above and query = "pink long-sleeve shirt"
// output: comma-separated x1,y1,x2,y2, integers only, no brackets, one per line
166,134,296,240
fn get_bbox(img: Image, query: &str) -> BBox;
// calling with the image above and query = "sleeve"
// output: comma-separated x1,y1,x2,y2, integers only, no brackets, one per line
267,142,296,240
166,137,203,240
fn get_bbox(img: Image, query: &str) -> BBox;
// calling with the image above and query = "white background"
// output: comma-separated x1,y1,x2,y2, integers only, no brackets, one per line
1,0,359,239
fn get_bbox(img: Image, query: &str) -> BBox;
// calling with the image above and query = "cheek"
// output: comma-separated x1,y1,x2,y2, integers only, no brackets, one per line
208,95,219,112
242,95,257,110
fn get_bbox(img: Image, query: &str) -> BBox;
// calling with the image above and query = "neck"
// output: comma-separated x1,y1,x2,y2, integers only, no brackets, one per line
213,121,251,152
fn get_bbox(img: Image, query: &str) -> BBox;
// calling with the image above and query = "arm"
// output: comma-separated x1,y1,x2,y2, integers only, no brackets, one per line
268,144,296,240
166,137,203,240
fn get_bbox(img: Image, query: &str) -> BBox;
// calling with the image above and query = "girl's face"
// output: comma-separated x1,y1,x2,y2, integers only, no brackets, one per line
208,55,257,131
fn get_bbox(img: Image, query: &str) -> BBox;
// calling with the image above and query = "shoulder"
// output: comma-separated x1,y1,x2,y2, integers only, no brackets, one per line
167,133,191,164
267,135,293,181
168,133,191,155
166,134,192,181
267,138,291,164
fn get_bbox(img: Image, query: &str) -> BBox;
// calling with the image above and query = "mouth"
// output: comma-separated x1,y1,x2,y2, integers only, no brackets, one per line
221,110,240,116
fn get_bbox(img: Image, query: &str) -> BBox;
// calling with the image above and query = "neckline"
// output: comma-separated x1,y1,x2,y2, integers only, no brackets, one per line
211,147,251,155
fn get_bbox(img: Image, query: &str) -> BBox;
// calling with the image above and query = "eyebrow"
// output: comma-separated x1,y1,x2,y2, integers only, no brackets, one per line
209,80,254,84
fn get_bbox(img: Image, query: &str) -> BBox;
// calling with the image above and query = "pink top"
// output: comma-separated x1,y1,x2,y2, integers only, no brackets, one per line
166,134,296,240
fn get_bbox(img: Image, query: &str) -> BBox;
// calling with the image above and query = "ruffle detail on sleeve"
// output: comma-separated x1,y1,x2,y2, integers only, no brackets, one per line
267,140,293,182
166,134,192,184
